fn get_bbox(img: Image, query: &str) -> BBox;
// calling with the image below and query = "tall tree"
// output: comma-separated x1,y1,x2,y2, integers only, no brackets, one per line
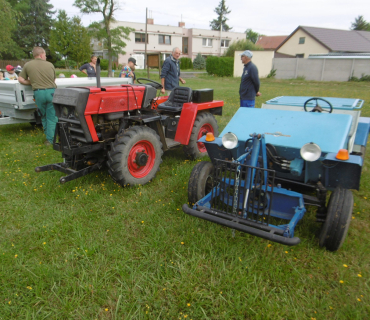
245,29,261,44
69,16,92,67
12,0,55,58
74,0,133,76
49,11,91,68
49,10,72,67
210,0,232,32
350,15,370,31
0,0,19,58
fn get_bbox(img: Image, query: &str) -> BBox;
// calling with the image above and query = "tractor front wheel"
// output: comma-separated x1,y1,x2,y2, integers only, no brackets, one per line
183,112,218,159
188,161,214,205
107,126,163,187
319,187,353,251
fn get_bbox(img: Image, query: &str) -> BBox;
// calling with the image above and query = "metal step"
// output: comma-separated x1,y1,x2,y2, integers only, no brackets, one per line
165,138,181,148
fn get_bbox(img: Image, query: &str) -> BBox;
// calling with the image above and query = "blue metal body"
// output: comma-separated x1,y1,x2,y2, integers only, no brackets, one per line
183,96,370,246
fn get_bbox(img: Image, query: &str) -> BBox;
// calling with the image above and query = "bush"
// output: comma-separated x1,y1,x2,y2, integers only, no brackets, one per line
193,53,206,70
99,59,109,70
349,74,370,82
54,59,77,69
179,57,193,70
206,56,234,77
266,69,277,78
223,39,263,58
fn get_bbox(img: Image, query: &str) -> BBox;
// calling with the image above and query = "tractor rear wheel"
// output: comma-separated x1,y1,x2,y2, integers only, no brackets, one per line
183,112,218,159
188,161,214,205
319,187,353,251
107,126,163,187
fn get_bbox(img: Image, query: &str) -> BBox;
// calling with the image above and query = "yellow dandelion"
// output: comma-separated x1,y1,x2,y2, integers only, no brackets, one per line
358,274,362,277
14,254,18,258
187,303,191,307
357,298,361,302
343,264,348,268
142,221,144,223
105,308,109,311
267,244,272,247
43,242,46,245
181,242,184,245
27,286,32,290
352,216,355,219
8,301,11,305
285,251,288,253
339,280,344,284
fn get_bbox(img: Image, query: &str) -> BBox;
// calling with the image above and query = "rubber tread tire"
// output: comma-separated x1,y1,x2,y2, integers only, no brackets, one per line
107,126,163,187
183,112,218,160
188,161,214,205
319,187,353,251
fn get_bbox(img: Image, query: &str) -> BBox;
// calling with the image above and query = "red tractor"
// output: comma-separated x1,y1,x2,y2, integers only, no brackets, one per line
35,63,223,187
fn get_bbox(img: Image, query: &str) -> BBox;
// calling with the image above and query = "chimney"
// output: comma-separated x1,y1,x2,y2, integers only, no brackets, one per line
147,18,154,24
178,22,185,28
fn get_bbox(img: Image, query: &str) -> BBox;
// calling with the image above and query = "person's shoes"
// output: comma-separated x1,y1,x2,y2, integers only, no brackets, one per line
44,140,52,146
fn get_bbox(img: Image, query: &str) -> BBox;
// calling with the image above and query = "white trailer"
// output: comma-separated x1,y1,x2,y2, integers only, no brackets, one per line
0,77,133,125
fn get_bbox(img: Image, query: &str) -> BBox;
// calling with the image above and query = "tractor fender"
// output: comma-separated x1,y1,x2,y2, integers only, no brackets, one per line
175,101,223,145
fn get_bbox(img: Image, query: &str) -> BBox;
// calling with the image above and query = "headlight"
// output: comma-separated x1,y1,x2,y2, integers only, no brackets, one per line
300,142,321,162
222,132,238,149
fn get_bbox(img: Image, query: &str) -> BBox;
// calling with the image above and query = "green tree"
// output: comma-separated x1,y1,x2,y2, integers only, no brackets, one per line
50,11,91,68
350,15,370,31
49,10,72,68
69,16,91,68
210,0,232,31
74,0,133,76
245,29,261,44
12,0,55,58
223,39,262,57
193,53,206,70
0,0,20,58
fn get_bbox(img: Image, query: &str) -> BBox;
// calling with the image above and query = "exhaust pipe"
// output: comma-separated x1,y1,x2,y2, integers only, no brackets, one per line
96,57,101,88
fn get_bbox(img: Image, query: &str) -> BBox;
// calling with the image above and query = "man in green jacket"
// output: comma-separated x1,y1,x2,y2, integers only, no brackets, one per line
18,47,57,145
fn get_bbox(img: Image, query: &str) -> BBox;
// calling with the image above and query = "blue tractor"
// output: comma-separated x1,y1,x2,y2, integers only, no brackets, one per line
183,96,369,251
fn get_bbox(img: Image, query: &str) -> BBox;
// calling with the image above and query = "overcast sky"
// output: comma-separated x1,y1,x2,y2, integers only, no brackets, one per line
49,0,369,36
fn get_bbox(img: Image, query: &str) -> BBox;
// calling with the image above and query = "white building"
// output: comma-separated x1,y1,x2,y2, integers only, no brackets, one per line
92,18,245,68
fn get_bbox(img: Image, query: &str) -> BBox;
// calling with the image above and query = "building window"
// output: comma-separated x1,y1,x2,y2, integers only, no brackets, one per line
202,38,213,47
296,54,304,58
135,33,148,43
299,37,305,44
221,40,230,48
182,37,188,54
159,35,171,45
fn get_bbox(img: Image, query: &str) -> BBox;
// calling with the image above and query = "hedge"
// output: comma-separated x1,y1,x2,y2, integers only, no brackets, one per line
206,56,234,77
179,57,193,70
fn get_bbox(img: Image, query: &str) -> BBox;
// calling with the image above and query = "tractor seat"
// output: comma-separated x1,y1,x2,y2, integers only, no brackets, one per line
157,87,192,112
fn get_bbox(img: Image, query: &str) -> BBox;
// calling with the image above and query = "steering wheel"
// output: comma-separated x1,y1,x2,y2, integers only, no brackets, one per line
136,78,163,90
303,97,333,113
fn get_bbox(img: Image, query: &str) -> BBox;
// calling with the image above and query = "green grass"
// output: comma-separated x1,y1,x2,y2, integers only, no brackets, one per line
1,76,370,319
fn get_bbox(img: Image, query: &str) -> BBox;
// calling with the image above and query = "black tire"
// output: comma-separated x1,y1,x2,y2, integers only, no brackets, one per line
107,126,163,187
319,187,353,251
188,161,214,205
183,112,218,159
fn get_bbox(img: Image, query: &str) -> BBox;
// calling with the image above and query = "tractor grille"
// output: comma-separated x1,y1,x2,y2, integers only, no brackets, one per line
210,159,275,225
58,106,88,143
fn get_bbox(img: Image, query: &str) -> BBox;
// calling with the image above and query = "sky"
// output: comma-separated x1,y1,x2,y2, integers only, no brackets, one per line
49,0,369,36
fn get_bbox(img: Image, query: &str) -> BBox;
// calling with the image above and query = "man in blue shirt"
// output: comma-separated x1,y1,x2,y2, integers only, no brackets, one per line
239,50,261,108
160,47,186,95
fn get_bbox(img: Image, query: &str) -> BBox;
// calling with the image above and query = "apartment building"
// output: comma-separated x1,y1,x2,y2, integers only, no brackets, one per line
91,18,245,68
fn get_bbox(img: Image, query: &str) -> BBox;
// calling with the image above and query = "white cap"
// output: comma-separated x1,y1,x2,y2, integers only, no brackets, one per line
240,50,253,58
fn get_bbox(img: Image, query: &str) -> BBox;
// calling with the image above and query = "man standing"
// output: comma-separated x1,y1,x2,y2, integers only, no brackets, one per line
160,47,186,95
239,50,261,108
4,65,18,80
18,47,57,145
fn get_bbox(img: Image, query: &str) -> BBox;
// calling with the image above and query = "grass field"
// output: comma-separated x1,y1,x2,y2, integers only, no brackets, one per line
1,74,370,319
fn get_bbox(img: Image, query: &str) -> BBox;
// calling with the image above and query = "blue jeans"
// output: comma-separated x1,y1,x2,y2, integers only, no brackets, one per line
240,100,255,108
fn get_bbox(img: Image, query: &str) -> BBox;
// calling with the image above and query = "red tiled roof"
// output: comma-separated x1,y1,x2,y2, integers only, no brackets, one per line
256,36,288,50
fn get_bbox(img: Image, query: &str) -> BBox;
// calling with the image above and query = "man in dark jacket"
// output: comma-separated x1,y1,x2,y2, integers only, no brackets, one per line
239,50,261,108
160,47,186,95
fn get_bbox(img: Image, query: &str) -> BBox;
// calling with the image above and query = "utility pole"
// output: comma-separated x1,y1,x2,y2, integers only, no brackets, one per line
145,8,149,78
219,12,223,57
